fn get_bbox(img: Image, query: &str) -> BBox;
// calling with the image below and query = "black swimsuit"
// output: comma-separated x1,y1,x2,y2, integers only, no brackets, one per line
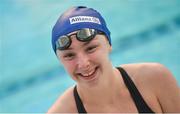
73,67,154,113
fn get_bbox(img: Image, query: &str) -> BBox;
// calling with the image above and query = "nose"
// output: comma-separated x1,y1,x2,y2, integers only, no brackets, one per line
77,53,90,70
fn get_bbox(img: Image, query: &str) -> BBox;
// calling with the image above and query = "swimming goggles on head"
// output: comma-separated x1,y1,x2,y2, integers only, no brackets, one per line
55,28,104,50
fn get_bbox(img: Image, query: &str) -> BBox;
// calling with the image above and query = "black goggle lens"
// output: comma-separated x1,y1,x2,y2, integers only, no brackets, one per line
77,28,96,41
56,36,71,50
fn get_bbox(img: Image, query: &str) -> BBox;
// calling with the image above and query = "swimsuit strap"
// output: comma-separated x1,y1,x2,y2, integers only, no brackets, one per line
73,85,87,113
116,67,154,113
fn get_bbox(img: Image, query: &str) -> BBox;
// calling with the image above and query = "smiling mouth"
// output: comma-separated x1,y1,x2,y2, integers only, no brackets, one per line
77,66,99,80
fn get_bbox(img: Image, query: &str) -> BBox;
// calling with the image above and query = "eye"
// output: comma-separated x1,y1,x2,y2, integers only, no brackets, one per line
63,53,75,60
86,45,97,53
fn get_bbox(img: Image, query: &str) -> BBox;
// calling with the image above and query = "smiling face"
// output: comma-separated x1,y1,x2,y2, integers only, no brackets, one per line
56,33,112,87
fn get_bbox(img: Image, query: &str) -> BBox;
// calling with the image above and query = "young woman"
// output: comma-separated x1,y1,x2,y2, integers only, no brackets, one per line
47,6,180,113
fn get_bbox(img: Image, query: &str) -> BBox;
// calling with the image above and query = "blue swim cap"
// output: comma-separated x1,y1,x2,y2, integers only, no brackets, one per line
52,6,111,53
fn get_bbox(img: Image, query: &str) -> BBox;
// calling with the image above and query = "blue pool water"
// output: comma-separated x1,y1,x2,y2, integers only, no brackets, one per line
0,0,180,113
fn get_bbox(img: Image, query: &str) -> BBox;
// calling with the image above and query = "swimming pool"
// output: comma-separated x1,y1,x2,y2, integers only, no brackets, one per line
1,0,180,113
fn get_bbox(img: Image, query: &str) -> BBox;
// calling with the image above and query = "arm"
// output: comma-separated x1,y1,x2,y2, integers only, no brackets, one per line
47,88,77,113
152,63,180,112
47,98,68,113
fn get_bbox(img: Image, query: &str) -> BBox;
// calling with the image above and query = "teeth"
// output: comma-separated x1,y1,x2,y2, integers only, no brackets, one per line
82,69,95,77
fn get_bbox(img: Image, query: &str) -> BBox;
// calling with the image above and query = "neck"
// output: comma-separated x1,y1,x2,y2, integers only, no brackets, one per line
77,66,124,105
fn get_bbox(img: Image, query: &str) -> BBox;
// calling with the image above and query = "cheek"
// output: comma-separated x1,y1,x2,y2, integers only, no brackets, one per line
58,55,75,72
97,45,110,58
90,49,110,64
62,61,76,75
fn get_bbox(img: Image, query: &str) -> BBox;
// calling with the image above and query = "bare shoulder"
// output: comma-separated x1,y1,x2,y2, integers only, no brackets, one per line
121,62,175,82
120,62,178,91
47,86,77,113
121,62,180,112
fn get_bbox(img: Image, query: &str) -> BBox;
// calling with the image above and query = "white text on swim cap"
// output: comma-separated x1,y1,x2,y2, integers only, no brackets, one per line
69,16,101,25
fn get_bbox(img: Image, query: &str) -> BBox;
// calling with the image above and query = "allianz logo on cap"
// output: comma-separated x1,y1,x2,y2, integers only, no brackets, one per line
69,16,101,25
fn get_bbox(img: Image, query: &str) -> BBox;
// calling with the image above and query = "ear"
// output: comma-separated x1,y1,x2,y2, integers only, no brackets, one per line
56,50,62,60
108,45,112,53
